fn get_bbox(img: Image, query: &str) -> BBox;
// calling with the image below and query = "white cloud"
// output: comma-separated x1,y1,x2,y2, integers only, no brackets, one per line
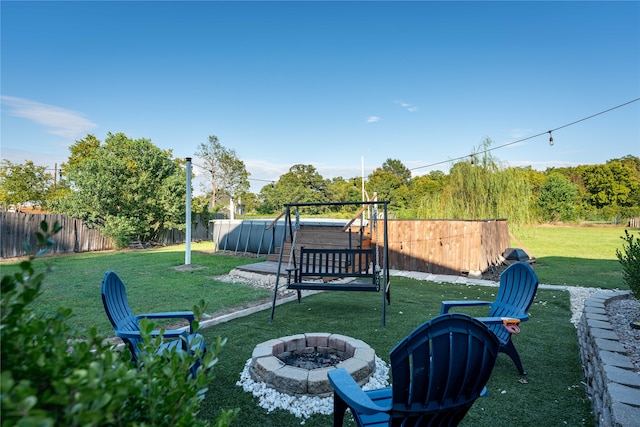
1,96,96,139
366,116,381,123
243,159,289,180
394,100,417,112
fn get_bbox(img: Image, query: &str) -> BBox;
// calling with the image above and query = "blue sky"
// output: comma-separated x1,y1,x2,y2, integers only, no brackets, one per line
2,1,639,194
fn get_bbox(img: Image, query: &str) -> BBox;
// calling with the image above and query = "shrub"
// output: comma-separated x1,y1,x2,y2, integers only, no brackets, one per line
616,229,640,299
1,221,238,426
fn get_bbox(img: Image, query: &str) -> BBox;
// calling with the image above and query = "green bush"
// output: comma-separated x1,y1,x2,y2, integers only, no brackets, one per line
101,214,138,249
1,221,238,426
616,229,640,299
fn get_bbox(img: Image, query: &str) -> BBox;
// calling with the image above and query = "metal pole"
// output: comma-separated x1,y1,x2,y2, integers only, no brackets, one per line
269,206,290,324
185,157,192,265
382,201,389,328
256,221,266,257
361,156,365,205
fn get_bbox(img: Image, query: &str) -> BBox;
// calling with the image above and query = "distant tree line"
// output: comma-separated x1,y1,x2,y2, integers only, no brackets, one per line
1,134,638,247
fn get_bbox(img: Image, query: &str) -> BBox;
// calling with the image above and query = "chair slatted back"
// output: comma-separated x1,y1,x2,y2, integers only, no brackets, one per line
101,270,143,358
487,262,538,343
388,313,500,426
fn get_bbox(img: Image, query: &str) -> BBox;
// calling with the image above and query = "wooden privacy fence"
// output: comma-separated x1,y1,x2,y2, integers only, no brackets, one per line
0,213,114,258
0,212,212,259
377,219,510,275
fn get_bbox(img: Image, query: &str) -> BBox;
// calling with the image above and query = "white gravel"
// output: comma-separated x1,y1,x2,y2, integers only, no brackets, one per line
567,286,602,326
605,296,640,372
236,356,390,422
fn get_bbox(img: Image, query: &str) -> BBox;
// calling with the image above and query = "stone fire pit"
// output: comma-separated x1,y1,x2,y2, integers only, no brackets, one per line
249,333,376,397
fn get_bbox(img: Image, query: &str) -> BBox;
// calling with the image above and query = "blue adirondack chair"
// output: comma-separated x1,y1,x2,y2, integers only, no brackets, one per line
327,313,500,427
440,261,539,375
101,270,206,375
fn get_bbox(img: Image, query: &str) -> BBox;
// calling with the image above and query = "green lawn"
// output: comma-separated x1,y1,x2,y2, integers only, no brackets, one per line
199,280,592,426
510,224,633,289
3,242,272,337
3,224,635,426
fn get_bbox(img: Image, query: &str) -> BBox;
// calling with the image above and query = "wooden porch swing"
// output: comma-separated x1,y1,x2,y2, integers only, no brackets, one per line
268,199,391,327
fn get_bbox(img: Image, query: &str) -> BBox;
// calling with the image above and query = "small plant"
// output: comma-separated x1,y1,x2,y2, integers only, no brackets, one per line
616,229,640,300
1,221,238,426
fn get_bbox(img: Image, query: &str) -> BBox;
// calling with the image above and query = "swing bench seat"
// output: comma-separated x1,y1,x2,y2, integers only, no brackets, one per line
286,246,380,301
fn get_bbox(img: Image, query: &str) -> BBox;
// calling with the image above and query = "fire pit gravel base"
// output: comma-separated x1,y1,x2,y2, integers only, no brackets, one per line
249,333,376,397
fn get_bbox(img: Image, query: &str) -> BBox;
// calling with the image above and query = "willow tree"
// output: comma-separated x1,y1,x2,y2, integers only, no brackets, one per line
417,138,533,225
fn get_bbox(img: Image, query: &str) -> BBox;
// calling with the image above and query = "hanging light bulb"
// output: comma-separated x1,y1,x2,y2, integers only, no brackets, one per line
548,131,554,146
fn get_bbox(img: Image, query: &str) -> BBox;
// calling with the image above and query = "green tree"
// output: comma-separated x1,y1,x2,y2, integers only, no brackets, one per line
195,135,250,215
615,155,640,208
368,159,411,209
381,158,411,184
410,171,448,218
582,163,633,208
64,133,101,171
551,157,640,221
0,160,53,211
235,191,259,215
52,132,186,248
257,164,329,215
219,151,250,219
537,173,579,222
326,177,363,215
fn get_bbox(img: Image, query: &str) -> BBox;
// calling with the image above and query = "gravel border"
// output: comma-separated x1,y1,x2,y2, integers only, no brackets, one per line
605,296,640,372
236,356,390,423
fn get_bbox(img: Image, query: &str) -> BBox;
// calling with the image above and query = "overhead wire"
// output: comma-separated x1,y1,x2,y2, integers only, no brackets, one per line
191,98,639,186
409,97,640,172
189,160,274,184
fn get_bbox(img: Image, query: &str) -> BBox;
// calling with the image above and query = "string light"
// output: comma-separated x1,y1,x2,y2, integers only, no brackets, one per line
410,97,639,171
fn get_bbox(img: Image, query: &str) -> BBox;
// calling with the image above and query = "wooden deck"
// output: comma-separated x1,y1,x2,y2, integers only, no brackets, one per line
235,260,290,276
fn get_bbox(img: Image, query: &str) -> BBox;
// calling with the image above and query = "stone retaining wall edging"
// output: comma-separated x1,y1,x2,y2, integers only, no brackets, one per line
578,290,640,427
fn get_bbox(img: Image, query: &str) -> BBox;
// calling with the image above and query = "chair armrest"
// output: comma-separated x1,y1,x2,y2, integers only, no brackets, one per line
440,301,492,314
136,311,195,321
136,311,195,333
116,329,186,340
476,314,529,324
327,368,391,415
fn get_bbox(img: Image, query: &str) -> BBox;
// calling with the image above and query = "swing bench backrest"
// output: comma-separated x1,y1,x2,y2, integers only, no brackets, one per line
287,246,379,291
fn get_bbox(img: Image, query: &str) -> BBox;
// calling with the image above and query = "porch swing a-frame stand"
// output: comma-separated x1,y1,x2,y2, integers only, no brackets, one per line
268,200,391,327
